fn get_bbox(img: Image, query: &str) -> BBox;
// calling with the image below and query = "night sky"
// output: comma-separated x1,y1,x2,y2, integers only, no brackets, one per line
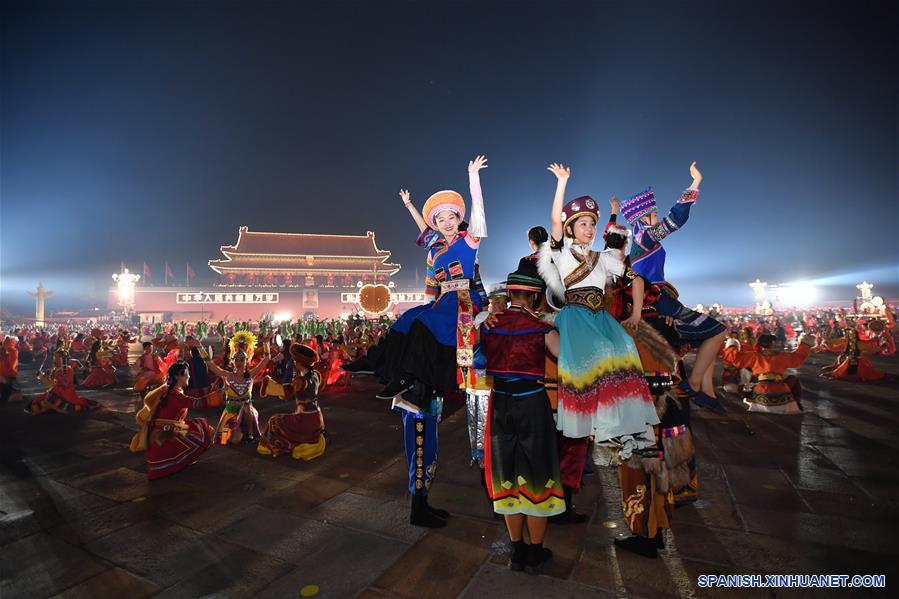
2,0,897,314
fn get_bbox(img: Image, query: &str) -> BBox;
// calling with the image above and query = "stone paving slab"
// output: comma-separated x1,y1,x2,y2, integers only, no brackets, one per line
0,532,110,599
256,526,411,599
49,567,161,599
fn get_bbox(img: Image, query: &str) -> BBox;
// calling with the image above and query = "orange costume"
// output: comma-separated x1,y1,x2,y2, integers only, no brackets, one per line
722,334,814,414
1,337,19,403
820,328,895,382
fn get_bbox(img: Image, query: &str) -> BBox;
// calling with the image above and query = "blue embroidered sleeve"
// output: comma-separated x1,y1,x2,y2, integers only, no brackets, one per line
643,189,697,243
416,228,441,249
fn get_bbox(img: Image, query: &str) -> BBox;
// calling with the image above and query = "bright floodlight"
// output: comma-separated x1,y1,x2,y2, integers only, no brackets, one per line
776,283,817,307
112,268,140,312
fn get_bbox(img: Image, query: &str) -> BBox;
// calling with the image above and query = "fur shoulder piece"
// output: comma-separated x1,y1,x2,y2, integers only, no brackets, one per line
633,320,679,369
537,241,566,305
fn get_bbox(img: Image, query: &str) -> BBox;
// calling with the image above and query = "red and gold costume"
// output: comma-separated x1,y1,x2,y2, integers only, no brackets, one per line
26,361,94,415
130,384,214,480
257,344,327,460
722,334,814,413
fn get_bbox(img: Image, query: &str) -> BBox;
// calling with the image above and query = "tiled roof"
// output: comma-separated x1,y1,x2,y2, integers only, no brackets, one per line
221,227,391,257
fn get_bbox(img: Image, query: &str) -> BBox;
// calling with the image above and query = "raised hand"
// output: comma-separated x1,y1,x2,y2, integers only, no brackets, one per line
609,196,620,214
399,189,411,206
547,163,571,181
468,155,488,173
689,161,702,185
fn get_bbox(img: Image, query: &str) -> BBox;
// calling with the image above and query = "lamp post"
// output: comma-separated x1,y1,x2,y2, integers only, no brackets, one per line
113,268,140,316
856,281,874,302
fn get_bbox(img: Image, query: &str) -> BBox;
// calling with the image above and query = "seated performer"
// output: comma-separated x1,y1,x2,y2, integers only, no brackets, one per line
820,327,896,382
723,333,814,413
25,346,96,415
133,342,166,393
81,329,117,388
206,332,271,444
184,338,213,400
620,163,727,414
129,362,214,480
257,343,327,460
482,265,564,574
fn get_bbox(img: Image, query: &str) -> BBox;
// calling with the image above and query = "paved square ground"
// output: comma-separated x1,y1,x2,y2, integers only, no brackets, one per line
2,348,897,597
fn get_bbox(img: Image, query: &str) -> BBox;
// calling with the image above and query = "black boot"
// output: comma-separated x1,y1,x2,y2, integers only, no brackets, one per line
410,493,447,528
342,356,374,375
508,539,528,571
524,542,552,575
376,375,415,400
549,486,589,524
613,534,659,558
424,495,450,520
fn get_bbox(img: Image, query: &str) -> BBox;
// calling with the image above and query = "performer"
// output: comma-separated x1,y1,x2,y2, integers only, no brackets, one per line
1,336,20,403
722,333,814,413
620,163,727,413
538,163,658,453
517,227,590,524
25,347,95,415
129,362,214,480
601,225,695,556
482,265,564,574
374,155,489,529
184,337,213,400
81,329,117,388
820,327,896,382
257,343,327,460
133,342,166,393
206,333,271,444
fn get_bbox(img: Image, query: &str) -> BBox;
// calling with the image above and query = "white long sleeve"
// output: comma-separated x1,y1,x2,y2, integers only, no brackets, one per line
467,171,487,238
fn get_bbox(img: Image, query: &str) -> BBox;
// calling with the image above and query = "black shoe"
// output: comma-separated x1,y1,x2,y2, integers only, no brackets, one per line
376,377,415,400
424,496,450,520
342,357,374,375
549,486,589,525
508,540,528,571
653,532,665,549
524,543,552,575
613,535,659,558
410,493,447,528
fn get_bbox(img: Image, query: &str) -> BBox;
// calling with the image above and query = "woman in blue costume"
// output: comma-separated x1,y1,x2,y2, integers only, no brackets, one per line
376,154,489,528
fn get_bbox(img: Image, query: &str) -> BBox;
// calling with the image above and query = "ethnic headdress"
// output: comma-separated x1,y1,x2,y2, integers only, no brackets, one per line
289,343,318,368
560,196,599,231
621,187,657,225
229,330,258,357
506,257,546,293
422,190,466,226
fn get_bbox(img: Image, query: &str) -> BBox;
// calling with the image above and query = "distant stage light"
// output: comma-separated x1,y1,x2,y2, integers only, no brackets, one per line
274,312,291,322
775,283,817,307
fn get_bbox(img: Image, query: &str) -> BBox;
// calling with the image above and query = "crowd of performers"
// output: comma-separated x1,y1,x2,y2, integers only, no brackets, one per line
2,155,897,573
340,155,898,572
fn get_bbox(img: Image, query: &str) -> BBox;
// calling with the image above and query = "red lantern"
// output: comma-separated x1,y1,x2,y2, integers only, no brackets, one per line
227,273,237,282
283,274,293,285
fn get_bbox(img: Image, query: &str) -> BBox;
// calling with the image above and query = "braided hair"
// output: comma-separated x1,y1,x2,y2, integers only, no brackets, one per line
154,362,189,419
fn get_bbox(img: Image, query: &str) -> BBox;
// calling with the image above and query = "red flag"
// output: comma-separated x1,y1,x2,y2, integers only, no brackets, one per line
143,262,152,279
165,262,174,284
120,259,126,273
187,263,196,280
415,267,420,286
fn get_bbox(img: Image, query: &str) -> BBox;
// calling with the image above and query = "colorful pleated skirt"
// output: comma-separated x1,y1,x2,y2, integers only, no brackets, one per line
555,304,658,440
